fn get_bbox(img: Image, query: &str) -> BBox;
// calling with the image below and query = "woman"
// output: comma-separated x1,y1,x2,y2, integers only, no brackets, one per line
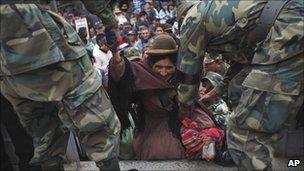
109,34,185,160
154,25,164,36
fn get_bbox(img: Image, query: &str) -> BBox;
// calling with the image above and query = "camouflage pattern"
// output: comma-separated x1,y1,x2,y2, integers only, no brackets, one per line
227,54,303,170
203,53,230,77
227,66,252,110
0,55,121,166
124,47,141,61
0,4,87,75
202,71,230,128
0,2,121,168
178,0,304,170
218,62,230,77
203,53,219,65
208,99,230,129
202,71,223,88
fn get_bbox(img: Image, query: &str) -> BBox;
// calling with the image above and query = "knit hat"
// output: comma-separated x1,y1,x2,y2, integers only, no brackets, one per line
145,34,178,56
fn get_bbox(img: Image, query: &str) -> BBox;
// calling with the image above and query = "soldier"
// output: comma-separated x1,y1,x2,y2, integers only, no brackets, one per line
177,0,303,170
124,47,142,62
200,72,230,129
0,0,121,170
203,53,230,77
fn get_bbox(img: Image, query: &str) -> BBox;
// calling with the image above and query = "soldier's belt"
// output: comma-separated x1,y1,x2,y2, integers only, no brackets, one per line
175,70,200,85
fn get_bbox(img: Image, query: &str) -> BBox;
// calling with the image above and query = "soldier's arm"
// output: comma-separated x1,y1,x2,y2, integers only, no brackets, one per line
200,62,243,103
177,2,207,109
80,0,117,30
214,62,243,96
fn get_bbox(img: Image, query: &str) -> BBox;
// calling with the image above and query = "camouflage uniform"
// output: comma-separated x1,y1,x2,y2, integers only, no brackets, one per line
0,1,121,169
177,0,303,170
202,72,230,129
123,47,141,61
203,53,230,77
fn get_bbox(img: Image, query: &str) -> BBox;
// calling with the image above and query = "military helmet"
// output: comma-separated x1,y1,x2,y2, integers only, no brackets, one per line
204,53,222,64
201,71,223,88
124,47,141,61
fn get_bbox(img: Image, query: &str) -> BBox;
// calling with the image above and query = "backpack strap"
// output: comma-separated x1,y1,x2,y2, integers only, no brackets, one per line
247,0,290,46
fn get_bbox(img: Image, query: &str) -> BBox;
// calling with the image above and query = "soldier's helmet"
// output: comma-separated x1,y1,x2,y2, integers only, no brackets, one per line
202,71,223,88
124,47,141,61
204,53,222,65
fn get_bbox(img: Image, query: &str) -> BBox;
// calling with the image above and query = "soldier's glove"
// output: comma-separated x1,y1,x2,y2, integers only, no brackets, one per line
105,28,120,53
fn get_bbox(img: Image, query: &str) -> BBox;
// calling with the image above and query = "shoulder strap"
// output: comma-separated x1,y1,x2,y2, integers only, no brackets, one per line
247,0,290,46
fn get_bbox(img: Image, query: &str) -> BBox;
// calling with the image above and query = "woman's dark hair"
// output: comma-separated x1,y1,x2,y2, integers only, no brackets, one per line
147,53,177,67
153,25,163,32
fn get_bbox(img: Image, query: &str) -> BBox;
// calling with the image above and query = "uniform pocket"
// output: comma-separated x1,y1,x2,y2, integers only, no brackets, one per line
231,87,297,133
0,4,64,75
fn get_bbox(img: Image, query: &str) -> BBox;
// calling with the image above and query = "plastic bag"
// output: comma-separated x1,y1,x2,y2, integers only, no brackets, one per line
119,113,135,160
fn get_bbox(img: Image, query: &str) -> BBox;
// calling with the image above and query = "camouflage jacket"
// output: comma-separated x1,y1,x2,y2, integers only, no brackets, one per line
208,98,230,129
177,0,304,107
0,1,116,76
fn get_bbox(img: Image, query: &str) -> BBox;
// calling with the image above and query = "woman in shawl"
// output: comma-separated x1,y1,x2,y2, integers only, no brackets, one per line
109,34,185,159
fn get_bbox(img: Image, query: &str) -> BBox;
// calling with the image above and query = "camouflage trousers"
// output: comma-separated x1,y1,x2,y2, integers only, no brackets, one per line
227,66,252,110
0,56,121,167
227,54,304,170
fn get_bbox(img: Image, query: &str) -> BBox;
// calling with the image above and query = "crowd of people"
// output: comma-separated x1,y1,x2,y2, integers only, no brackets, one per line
1,1,235,169
3,0,302,171
56,0,234,163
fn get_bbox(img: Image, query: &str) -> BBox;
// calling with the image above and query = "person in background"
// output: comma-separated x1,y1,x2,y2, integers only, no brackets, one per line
78,27,89,45
129,12,139,28
201,53,231,104
135,26,152,53
109,34,185,160
124,47,142,62
121,22,133,45
200,72,231,129
114,7,128,26
121,3,131,20
154,25,164,37
143,0,159,22
158,1,170,24
78,27,95,63
127,30,139,47
163,23,180,47
203,53,230,77
167,3,176,20
151,17,161,35
133,0,146,14
93,33,113,75
90,21,105,44
136,11,151,31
